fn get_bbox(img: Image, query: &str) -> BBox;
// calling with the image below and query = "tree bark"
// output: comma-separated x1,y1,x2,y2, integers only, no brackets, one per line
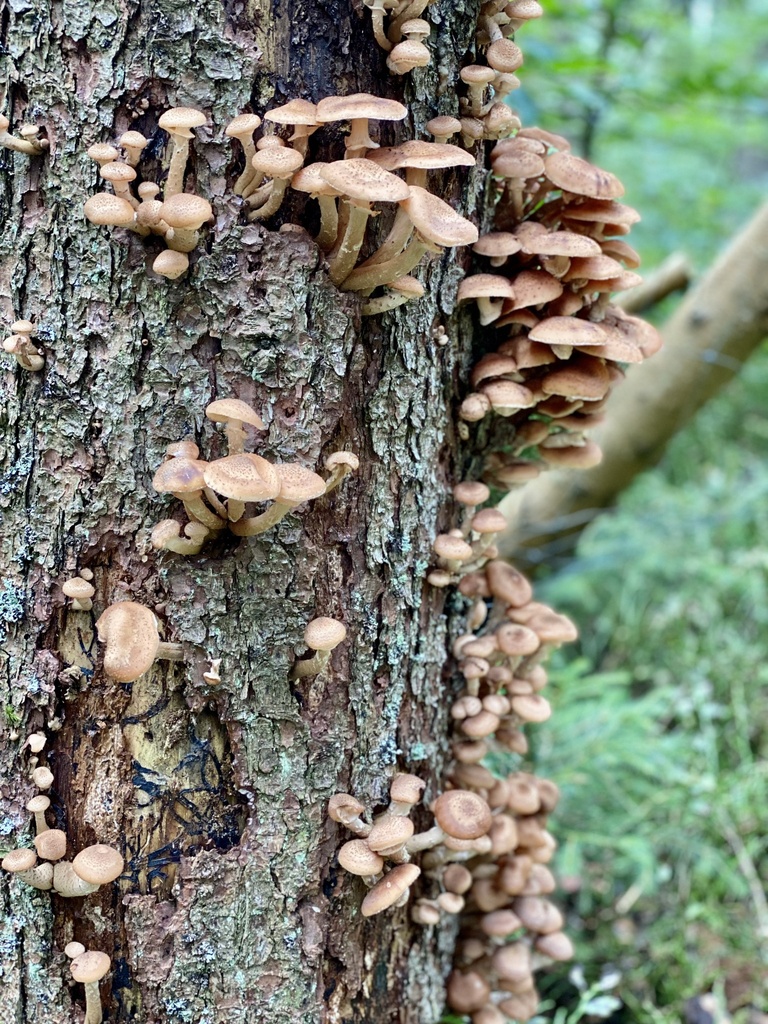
496,203,768,564
0,3,482,1022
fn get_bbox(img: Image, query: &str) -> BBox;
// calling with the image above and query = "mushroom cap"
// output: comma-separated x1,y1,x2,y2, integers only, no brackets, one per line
225,113,262,137
166,439,200,459
152,457,208,494
366,814,415,852
319,159,410,204
328,793,365,824
87,143,120,163
31,766,54,789
433,534,473,561
303,616,347,651
518,230,602,257
496,622,539,656
387,40,432,72
10,319,34,334
540,358,610,401
491,941,532,981
529,317,608,347
389,773,426,805
27,794,51,814
492,148,545,179
545,150,624,200
512,895,564,933
361,863,420,917
70,951,111,984
564,253,625,282
290,162,342,197
119,130,148,151
100,161,137,183
158,106,207,138
263,99,319,126
402,17,430,36
388,275,424,297
446,970,492,1014
453,481,490,505
433,789,492,840
425,115,462,139
324,450,360,472
34,829,67,861
95,601,160,682
400,186,478,247
205,398,265,430
64,941,86,959
470,508,507,534
159,193,213,229
274,463,327,505
338,839,384,875
457,274,516,302
367,140,475,172
509,269,563,309
473,232,522,259
507,0,544,18
535,931,575,961
481,379,535,411
84,193,136,226
72,844,125,885
563,198,641,225
251,147,304,177
203,454,280,502
152,250,189,279
487,38,524,73
316,93,407,125
2,848,37,872
460,64,497,85
62,577,96,600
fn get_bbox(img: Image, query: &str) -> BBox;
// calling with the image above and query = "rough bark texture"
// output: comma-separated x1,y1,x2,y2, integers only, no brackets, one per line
0,2,488,1022
497,202,768,564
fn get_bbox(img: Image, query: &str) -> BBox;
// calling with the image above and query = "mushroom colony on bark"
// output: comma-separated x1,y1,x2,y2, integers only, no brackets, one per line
0,2,665,1022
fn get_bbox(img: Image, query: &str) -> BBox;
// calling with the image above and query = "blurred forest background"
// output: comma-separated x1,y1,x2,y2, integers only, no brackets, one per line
508,2,768,1022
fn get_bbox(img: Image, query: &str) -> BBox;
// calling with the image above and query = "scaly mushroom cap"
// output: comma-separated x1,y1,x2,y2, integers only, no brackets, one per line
389,773,426,805
470,508,507,534
304,617,347,651
34,829,67,861
487,38,524,73
290,162,342,196
563,198,641,226
453,481,490,505
153,250,190,279
325,451,360,472
159,193,213,230
457,274,516,302
529,317,608,348
473,232,522,260
328,794,365,824
205,398,265,431
400,186,478,247
203,454,280,502
387,40,431,73
119,130,148,152
158,107,207,139
95,601,160,682
263,99,318,127
83,193,136,226
518,230,602,257
70,951,111,984
319,159,410,204
544,150,624,200
251,146,304,177
433,789,492,840
338,840,384,875
366,815,415,853
27,794,51,815
72,844,125,885
366,140,475,172
316,94,407,126
2,848,37,873
87,143,120,164
62,577,96,601
512,895,564,934
274,464,327,506
433,534,473,561
100,161,137,185
540,357,610,401
509,269,563,309
361,863,420,916
152,457,208,494
225,113,262,138
425,116,462,141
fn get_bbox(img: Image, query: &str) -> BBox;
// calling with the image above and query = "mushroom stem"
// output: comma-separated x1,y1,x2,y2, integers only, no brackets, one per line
166,226,201,253
0,131,44,155
230,501,293,536
316,194,339,251
328,203,376,286
165,135,190,198
226,499,245,522
83,980,104,1024
247,178,290,221
356,207,414,268
204,487,229,519
156,641,184,662
361,290,413,315
291,649,332,679
405,825,447,854
177,493,227,531
234,141,259,196
341,236,433,292
388,0,430,42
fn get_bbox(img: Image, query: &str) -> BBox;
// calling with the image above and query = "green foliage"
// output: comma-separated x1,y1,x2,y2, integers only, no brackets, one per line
531,351,768,1018
517,0,768,269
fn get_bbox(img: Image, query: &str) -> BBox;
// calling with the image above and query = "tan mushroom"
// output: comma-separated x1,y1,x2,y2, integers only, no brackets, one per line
157,107,207,197
202,452,280,523
291,617,347,678
230,463,327,536
315,94,407,159
95,601,183,682
70,951,111,1024
263,99,319,157
361,863,421,916
225,113,263,195
205,397,265,455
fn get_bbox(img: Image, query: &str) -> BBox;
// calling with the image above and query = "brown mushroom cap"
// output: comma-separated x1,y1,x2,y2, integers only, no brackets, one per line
366,815,415,852
159,193,213,229
540,357,611,401
471,508,507,534
319,159,410,204
458,274,516,303
328,794,366,824
325,451,360,472
158,107,207,138
487,38,524,73
251,146,304,177
264,99,318,127
290,162,343,197
545,151,624,200
389,773,426,805
225,113,262,138
433,534,473,561
274,464,327,505
425,116,462,140
153,250,189,279
453,481,490,505
433,790,492,840
95,601,160,682
400,186,478,247
529,317,609,348
509,269,563,309
203,454,280,502
100,161,137,184
72,844,125,885
62,577,96,601
152,457,208,495
84,193,136,226
473,232,522,260
366,140,475,172
70,951,111,984
361,863,420,916
315,94,407,126
34,829,67,861
512,895,564,933
205,398,265,431
2,848,37,873
338,839,384,876
304,617,347,651
87,143,120,164
446,970,491,1014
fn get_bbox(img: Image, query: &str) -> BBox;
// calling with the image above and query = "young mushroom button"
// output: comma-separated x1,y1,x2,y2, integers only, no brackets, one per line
205,398,265,455
292,617,347,678
152,457,226,531
158,193,213,252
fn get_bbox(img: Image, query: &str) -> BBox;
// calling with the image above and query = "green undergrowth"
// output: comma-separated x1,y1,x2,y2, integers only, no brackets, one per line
527,349,768,1021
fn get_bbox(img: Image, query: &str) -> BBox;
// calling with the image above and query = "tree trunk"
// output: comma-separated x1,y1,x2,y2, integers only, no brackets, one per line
0,4,481,1022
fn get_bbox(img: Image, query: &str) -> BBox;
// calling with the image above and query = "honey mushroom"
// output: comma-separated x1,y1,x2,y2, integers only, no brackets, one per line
70,951,111,1024
263,99,320,157
291,617,347,678
225,113,262,195
3,318,44,371
230,463,327,536
1,848,54,890
0,114,47,155
157,106,207,197
95,601,183,682
54,844,125,898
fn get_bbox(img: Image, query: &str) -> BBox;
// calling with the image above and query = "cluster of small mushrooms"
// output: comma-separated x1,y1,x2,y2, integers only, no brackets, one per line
3,317,44,372
150,397,358,554
0,114,47,155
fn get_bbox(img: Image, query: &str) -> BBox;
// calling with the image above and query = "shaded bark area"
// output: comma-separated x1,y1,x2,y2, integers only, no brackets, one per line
0,1,485,1022
497,203,768,565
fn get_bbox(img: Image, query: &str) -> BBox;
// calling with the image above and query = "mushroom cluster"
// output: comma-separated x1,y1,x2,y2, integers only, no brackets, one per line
150,397,356,553
83,108,213,279
224,94,480,302
3,317,44,372
363,0,436,76
0,114,47,156
455,140,661,487
1,772,124,897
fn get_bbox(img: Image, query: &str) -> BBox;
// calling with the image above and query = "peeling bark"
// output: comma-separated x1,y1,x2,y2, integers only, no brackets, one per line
0,1,490,1022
